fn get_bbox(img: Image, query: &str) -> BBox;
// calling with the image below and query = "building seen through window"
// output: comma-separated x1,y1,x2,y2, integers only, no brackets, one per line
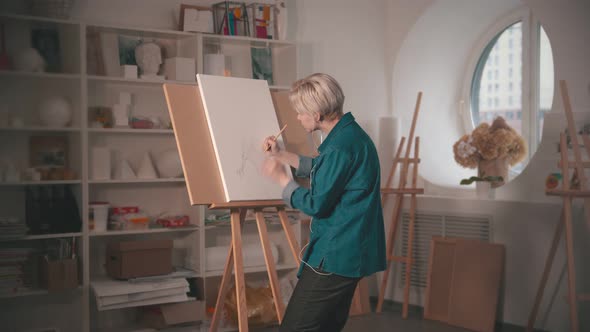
471,19,554,175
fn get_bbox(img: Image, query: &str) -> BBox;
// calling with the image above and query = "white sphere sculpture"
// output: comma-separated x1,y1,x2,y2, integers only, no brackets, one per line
38,96,72,127
156,149,183,178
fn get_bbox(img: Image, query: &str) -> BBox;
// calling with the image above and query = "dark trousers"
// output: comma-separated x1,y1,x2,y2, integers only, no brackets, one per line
279,264,360,332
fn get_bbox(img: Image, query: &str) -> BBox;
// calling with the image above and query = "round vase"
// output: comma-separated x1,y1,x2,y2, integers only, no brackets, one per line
478,156,509,188
476,181,495,199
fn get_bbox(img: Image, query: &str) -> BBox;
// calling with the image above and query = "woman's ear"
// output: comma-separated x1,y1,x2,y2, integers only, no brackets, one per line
314,111,322,123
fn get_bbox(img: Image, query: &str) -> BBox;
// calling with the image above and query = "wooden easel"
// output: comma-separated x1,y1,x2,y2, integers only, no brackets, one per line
376,92,424,318
526,81,590,332
208,200,301,332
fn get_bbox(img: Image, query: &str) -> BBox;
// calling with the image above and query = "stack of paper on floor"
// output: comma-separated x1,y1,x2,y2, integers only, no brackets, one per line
91,277,189,311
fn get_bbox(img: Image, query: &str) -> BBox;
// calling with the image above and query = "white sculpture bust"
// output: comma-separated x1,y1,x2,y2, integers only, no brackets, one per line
135,42,162,76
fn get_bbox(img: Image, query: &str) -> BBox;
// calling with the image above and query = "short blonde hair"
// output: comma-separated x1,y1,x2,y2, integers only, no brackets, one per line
289,73,345,121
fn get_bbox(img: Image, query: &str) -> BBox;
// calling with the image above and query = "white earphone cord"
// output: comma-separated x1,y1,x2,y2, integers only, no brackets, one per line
299,217,332,276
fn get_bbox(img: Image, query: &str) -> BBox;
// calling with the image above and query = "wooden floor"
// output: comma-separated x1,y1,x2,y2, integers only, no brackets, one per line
259,311,474,332
256,301,537,332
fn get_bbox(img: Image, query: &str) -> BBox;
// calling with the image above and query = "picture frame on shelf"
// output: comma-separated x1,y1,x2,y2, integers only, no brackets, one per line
31,26,62,73
29,135,69,170
251,46,273,85
118,35,142,67
178,4,213,33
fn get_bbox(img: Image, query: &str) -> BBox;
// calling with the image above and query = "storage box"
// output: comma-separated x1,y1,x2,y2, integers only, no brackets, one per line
121,64,138,79
164,57,195,82
140,300,205,329
40,257,79,291
105,240,173,279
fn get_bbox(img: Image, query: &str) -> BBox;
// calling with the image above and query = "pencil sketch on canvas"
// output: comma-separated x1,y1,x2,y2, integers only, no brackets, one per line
197,74,291,202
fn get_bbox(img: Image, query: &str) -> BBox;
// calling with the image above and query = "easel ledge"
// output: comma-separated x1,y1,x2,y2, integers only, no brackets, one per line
209,200,287,209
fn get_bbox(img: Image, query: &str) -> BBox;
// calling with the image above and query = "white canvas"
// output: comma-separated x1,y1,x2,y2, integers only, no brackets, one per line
197,74,290,201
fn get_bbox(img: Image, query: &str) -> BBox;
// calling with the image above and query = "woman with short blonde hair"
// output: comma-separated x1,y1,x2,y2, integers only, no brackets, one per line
289,73,344,121
262,73,385,332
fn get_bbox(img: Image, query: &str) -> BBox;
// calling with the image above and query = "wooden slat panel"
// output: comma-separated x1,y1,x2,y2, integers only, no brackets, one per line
448,239,505,332
424,237,456,322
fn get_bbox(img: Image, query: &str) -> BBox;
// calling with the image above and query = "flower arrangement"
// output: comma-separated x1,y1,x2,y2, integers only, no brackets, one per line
453,117,528,186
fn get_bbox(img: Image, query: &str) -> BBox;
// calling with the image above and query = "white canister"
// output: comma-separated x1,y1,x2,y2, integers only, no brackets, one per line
89,202,110,232
204,54,230,76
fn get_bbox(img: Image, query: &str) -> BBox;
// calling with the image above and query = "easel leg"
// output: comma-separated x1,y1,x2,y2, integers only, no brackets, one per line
526,209,564,332
352,284,362,314
277,208,301,264
255,209,286,322
377,194,405,312
563,198,579,332
402,194,417,319
231,208,249,332
209,245,234,332
209,208,246,332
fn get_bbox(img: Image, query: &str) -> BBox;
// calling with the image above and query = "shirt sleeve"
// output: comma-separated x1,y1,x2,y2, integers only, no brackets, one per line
288,149,353,218
295,155,313,178
281,180,300,208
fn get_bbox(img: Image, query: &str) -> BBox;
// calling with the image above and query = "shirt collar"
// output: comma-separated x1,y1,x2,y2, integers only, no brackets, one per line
318,112,355,153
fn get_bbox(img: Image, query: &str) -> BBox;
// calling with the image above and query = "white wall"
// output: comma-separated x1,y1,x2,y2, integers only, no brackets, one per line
391,0,522,189
382,1,590,331
289,0,389,140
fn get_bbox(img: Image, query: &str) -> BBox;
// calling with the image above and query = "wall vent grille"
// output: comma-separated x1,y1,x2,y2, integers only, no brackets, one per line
397,210,492,288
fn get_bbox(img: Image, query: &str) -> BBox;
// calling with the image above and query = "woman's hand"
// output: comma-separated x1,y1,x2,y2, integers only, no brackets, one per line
262,157,290,187
262,136,281,154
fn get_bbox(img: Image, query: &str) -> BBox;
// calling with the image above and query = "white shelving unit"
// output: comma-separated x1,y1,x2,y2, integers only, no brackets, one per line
0,10,299,332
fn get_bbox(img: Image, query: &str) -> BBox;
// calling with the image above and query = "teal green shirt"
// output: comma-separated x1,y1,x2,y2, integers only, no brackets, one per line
282,112,386,278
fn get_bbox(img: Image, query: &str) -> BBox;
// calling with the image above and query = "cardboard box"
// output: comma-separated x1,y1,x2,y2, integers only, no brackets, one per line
141,300,205,329
40,257,79,291
106,240,173,279
164,57,195,82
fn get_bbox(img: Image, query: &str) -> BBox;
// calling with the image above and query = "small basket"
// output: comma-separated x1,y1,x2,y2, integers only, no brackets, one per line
30,0,74,19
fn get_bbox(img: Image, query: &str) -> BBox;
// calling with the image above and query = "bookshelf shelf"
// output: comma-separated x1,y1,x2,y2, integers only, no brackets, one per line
89,226,198,237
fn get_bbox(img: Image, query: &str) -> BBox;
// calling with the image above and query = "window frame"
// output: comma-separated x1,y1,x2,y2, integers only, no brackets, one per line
459,7,551,166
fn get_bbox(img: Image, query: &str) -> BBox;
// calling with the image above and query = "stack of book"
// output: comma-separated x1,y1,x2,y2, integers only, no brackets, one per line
0,217,28,240
0,248,34,296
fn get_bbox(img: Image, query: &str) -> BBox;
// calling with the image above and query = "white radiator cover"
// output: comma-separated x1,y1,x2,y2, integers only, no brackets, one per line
397,210,493,289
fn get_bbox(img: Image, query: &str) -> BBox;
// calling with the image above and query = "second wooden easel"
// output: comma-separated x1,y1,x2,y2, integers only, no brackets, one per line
526,81,590,332
376,92,424,318
208,200,301,332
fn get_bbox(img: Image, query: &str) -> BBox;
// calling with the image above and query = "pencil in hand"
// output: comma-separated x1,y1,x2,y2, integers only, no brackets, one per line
264,124,288,152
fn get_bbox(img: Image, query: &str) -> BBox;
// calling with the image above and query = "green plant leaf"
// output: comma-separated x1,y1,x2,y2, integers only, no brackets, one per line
460,175,504,185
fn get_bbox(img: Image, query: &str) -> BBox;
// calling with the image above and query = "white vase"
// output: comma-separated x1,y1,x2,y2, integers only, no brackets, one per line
476,181,495,199
38,96,72,127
